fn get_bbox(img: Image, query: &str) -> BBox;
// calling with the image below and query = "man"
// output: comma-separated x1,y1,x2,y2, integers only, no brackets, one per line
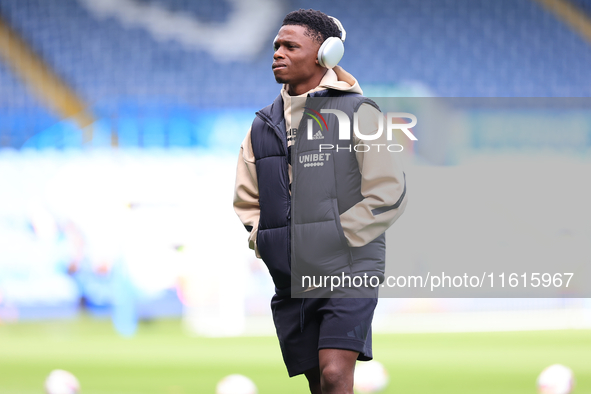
233,9,407,394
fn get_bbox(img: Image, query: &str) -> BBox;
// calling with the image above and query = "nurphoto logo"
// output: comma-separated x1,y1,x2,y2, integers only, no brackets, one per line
306,109,418,153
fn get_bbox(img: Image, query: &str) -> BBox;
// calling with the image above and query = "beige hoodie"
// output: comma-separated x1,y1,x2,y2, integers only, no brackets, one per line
233,66,407,257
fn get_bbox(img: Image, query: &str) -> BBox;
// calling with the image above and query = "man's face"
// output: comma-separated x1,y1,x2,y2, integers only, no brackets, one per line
272,25,322,86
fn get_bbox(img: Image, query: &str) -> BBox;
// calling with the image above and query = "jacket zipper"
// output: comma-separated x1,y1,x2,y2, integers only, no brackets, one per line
255,111,287,156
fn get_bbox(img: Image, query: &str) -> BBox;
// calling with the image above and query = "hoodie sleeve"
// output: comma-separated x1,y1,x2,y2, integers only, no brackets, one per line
339,103,408,247
233,127,261,257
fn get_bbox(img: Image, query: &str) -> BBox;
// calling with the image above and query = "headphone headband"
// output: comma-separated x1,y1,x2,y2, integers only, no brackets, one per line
328,16,346,42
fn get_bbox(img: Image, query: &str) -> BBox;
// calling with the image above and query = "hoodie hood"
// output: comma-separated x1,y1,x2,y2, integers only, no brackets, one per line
281,65,363,98
316,65,363,95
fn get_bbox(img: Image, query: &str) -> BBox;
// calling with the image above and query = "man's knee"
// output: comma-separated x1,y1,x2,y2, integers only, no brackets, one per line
320,363,348,390
318,348,358,392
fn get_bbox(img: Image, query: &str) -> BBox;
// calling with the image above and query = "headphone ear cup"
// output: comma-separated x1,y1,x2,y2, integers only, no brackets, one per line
317,37,344,69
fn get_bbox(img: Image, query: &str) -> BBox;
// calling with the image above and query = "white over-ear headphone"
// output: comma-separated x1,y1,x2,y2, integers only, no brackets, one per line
273,16,347,69
317,16,346,69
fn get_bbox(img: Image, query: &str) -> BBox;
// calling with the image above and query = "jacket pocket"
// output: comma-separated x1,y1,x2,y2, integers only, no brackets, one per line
333,199,350,249
257,227,291,290
292,201,352,278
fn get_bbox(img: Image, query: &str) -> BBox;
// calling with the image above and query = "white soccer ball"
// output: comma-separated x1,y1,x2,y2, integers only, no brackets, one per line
537,364,575,394
44,369,80,394
216,374,257,394
354,360,389,394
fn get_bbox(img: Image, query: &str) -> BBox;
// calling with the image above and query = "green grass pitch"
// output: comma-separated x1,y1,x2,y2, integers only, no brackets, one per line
0,316,589,393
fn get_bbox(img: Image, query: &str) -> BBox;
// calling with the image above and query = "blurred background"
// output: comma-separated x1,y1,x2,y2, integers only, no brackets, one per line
0,0,590,393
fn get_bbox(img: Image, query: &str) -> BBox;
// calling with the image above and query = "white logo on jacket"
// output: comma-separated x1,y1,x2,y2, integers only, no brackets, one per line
312,130,324,140
299,152,331,167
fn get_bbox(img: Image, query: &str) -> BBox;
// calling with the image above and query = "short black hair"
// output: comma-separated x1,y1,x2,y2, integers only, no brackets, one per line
281,9,341,45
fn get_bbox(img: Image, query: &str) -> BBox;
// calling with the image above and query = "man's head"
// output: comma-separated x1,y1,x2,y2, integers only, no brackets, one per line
272,9,342,95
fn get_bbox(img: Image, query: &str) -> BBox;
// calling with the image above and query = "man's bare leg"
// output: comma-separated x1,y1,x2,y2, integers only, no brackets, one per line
304,367,322,394
303,349,358,394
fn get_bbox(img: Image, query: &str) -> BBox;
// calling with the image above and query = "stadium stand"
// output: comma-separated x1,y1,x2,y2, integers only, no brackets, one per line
0,61,58,148
0,0,591,148
1,0,590,329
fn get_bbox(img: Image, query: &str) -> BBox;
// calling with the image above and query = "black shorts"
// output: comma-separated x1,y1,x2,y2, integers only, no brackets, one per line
270,288,378,377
